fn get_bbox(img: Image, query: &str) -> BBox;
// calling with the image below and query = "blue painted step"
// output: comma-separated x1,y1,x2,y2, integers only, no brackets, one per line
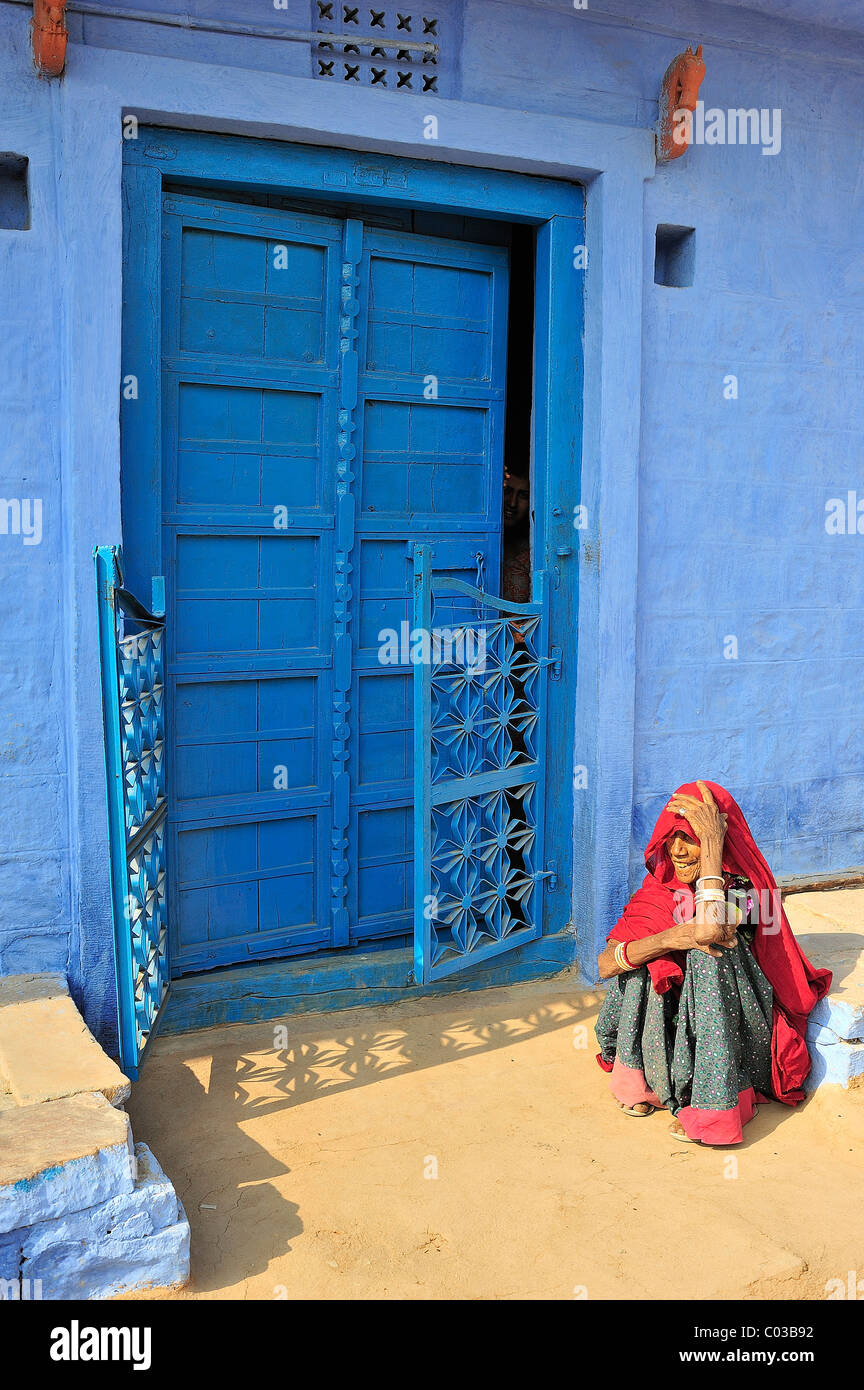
159,929,578,1035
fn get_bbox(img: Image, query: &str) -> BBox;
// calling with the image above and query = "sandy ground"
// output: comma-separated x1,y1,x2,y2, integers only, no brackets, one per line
126,974,864,1301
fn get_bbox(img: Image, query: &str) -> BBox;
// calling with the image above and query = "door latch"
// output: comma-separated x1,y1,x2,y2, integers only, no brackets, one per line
549,646,562,680
537,861,559,891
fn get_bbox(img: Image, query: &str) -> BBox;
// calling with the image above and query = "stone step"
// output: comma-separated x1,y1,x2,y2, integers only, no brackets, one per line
18,1142,190,1300
0,974,190,1300
21,1142,180,1257
804,1026,864,1091
0,1092,135,1235
23,1211,191,1301
809,991,864,1045
0,973,130,1108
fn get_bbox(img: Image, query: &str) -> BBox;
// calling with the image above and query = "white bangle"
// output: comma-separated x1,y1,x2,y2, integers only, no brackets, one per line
697,875,724,887
695,888,726,903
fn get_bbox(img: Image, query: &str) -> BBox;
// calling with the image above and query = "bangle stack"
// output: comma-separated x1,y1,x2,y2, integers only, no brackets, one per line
694,874,741,926
694,872,727,895
695,873,725,906
612,940,632,972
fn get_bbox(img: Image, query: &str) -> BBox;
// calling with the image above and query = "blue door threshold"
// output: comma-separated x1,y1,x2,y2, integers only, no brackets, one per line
158,930,579,1037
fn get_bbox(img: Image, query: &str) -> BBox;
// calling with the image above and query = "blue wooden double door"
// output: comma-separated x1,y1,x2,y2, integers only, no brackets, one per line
160,192,510,973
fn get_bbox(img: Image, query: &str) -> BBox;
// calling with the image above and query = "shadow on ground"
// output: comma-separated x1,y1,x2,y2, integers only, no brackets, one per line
128,981,599,1293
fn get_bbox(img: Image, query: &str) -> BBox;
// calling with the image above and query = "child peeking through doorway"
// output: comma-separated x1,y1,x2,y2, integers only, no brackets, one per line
502,467,531,604
500,466,533,924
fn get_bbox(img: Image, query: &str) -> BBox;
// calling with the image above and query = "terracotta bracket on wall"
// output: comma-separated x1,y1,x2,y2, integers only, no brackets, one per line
657,45,706,164
32,0,68,77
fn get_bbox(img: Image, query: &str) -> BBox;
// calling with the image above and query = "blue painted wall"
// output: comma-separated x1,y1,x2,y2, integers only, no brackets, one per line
0,19,75,980
632,9,864,885
0,0,862,1046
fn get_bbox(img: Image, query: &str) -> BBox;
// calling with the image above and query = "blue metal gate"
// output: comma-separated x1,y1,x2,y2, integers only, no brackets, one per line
412,545,551,983
96,546,170,1076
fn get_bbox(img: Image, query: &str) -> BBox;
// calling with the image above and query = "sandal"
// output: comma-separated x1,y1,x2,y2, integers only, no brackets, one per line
669,1118,701,1144
617,1101,656,1117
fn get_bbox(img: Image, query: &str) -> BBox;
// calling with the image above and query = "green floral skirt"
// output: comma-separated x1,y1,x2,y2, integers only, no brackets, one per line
595,942,775,1144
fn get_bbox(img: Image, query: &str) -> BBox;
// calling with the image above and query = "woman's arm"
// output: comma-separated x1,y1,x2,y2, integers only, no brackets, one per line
598,921,686,979
597,917,736,979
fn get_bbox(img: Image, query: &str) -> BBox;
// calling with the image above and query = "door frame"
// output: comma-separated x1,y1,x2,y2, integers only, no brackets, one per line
121,128,584,992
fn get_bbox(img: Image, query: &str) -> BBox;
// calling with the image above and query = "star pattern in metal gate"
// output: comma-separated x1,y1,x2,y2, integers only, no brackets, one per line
417,571,549,978
118,627,168,1050
97,546,171,1073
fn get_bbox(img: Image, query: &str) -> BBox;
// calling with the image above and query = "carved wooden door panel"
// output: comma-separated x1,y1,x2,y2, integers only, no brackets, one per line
156,195,509,971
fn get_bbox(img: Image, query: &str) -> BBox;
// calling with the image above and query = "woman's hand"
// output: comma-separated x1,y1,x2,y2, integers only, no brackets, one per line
692,917,738,955
668,917,738,958
666,780,728,878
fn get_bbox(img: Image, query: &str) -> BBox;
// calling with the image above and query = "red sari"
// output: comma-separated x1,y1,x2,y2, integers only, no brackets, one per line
598,782,832,1134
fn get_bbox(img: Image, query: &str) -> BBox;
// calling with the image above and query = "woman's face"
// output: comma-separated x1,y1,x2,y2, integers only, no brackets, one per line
669,829,701,882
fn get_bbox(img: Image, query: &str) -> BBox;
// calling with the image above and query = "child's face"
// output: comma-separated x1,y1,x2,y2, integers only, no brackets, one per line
503,473,530,528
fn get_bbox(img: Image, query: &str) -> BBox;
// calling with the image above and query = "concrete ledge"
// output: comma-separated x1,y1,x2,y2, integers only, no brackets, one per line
0,1092,135,1235
779,866,864,895
0,973,130,1108
0,974,69,1007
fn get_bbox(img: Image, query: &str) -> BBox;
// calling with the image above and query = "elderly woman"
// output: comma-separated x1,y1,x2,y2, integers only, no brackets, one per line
595,780,832,1145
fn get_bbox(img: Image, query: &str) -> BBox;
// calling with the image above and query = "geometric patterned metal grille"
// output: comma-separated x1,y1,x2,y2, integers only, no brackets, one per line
96,545,170,1074
127,815,168,1049
430,613,541,782
115,613,169,1061
414,553,549,983
430,783,537,964
119,629,166,839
